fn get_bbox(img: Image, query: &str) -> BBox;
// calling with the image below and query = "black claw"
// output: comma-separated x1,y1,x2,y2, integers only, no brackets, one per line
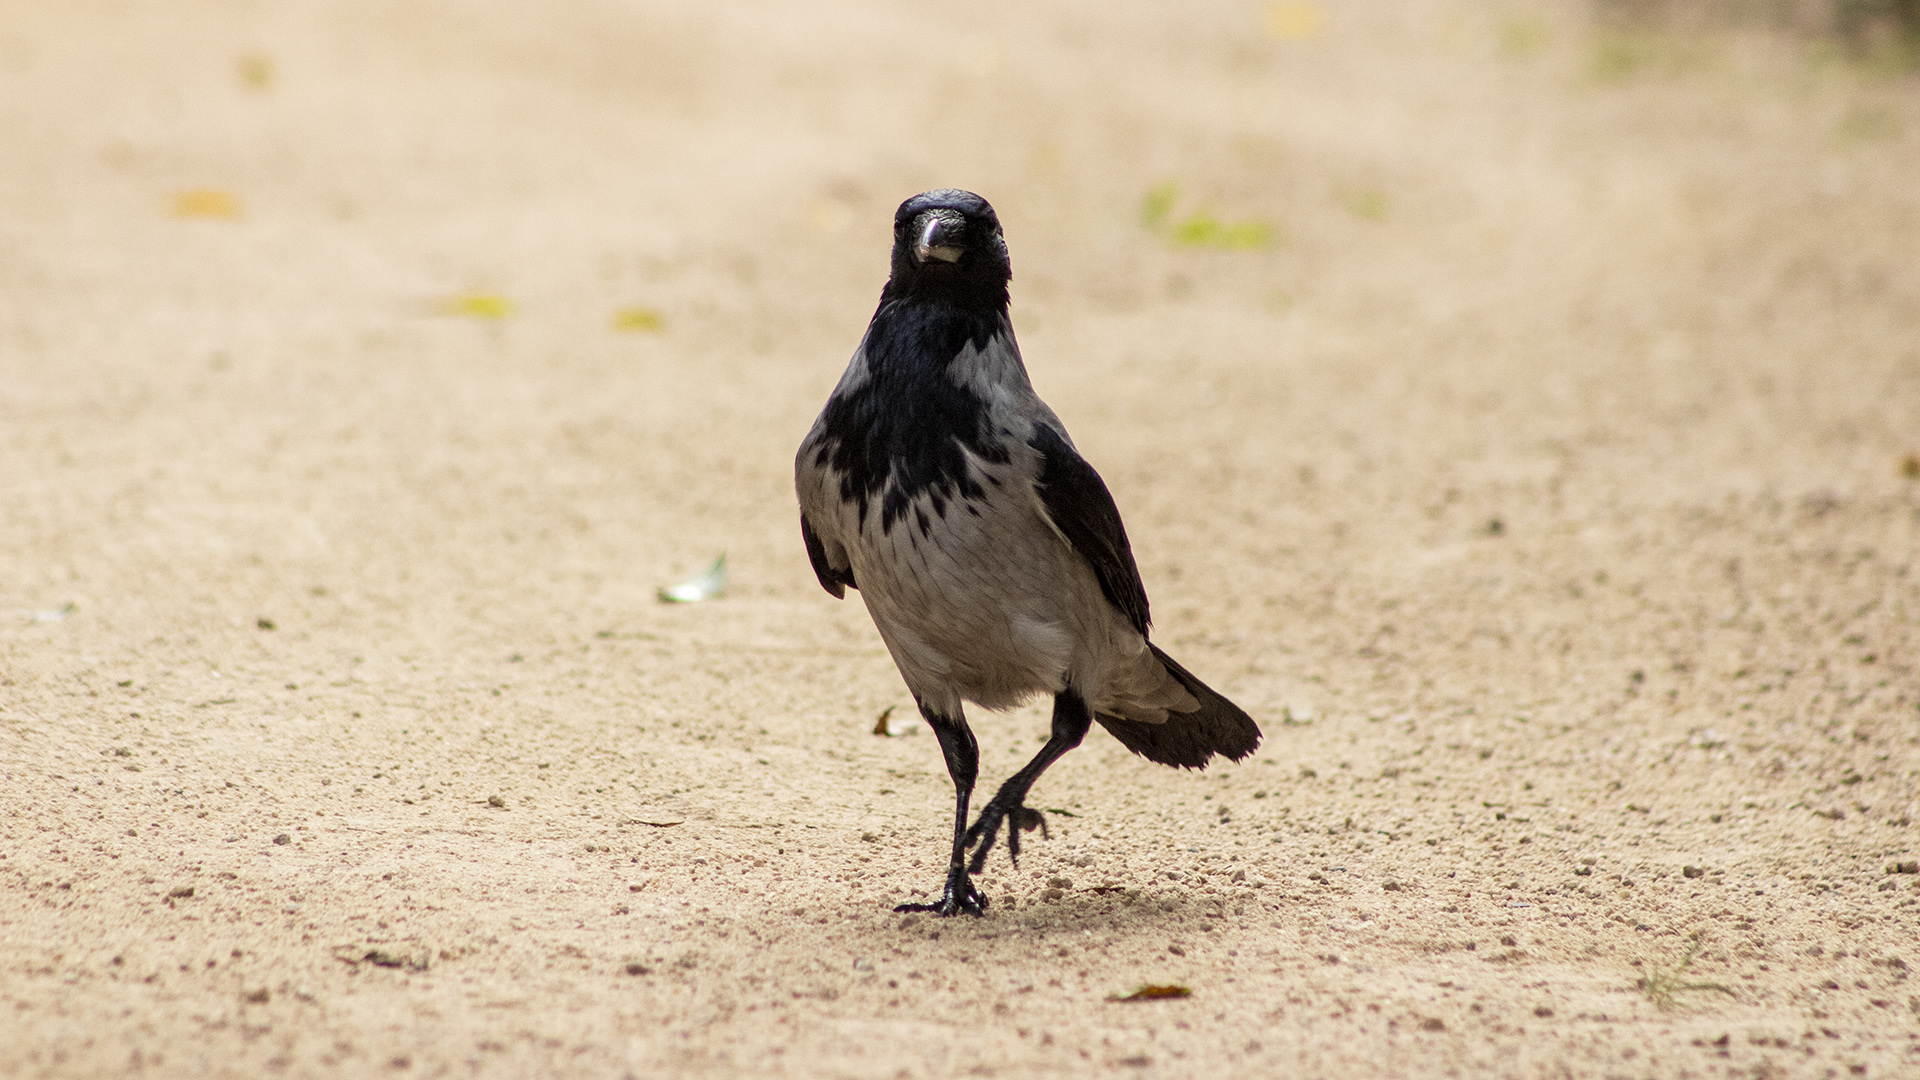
964,805,1003,874
965,800,1054,874
894,876,987,917
1014,806,1050,838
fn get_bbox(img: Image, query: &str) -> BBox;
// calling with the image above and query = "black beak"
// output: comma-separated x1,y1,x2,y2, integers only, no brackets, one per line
912,212,965,265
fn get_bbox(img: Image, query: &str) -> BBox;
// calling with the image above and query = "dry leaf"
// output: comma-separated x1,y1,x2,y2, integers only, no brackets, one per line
173,190,241,219
1266,2,1323,41
237,52,275,91
444,295,513,320
1108,984,1192,1002
613,306,666,332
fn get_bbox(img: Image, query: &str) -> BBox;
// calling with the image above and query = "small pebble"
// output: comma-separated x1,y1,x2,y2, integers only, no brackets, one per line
273,834,291,846
487,795,506,808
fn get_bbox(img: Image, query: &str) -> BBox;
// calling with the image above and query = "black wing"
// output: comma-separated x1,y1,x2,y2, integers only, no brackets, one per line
801,512,857,598
1029,423,1150,635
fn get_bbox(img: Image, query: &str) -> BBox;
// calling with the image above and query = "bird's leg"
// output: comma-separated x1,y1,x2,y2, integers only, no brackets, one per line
965,687,1092,873
893,703,987,917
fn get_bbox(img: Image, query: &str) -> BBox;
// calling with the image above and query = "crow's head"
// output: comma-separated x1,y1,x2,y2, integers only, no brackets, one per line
884,189,1010,310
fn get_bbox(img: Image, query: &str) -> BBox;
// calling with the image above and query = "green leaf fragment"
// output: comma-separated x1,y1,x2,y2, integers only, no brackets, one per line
1140,181,1180,229
613,307,667,332
1498,18,1549,59
658,555,727,604
1338,189,1390,221
445,294,513,320
1171,213,1277,250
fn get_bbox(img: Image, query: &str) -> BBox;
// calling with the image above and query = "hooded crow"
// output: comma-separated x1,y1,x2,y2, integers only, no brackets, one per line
795,189,1261,917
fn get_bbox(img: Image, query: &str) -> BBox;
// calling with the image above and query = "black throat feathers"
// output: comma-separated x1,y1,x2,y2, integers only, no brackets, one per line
814,300,1016,537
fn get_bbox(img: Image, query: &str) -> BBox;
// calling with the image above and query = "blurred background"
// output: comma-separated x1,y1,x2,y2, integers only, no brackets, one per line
3,0,1916,695
4,6,1918,1075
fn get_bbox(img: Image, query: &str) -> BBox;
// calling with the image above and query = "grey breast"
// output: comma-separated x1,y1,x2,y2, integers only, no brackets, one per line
798,333,1117,714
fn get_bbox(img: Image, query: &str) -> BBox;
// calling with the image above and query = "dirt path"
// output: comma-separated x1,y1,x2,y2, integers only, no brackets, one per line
3,2,1918,1076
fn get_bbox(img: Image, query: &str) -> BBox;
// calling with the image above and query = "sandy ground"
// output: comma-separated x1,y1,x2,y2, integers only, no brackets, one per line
3,1,1919,1076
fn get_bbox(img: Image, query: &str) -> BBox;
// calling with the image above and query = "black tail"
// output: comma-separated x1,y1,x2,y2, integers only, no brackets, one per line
1092,644,1262,769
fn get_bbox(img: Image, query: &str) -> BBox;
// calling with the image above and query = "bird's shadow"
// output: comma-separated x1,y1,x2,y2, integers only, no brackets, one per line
878,885,1251,942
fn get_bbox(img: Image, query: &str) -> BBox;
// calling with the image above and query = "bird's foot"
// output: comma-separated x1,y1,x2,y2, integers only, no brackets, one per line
893,871,987,917
965,799,1050,874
